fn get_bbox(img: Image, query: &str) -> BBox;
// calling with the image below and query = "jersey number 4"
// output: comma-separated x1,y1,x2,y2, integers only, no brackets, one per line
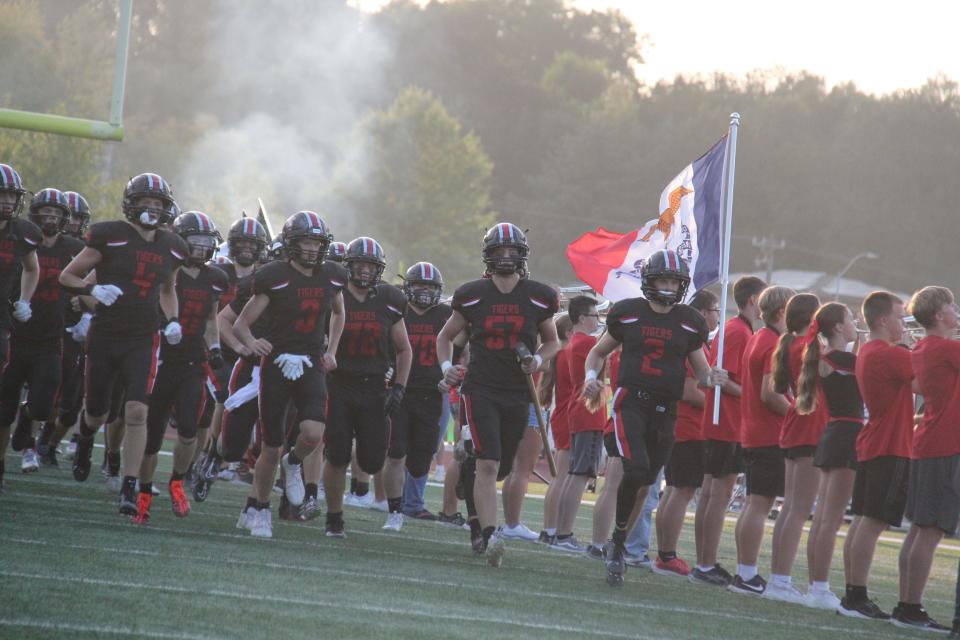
483,315,524,350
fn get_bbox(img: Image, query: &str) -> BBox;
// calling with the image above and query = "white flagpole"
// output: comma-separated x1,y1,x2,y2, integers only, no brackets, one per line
712,112,740,425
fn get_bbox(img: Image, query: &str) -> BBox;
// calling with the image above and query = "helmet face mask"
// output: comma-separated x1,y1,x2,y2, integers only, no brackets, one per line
173,211,221,267
229,238,261,267
482,223,529,278
185,233,218,266
281,211,331,269
347,259,384,288
288,237,328,268
228,218,268,267
641,250,691,306
28,189,70,237
344,237,387,289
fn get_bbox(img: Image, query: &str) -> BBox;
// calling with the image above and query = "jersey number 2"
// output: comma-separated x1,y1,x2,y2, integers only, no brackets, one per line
640,337,665,377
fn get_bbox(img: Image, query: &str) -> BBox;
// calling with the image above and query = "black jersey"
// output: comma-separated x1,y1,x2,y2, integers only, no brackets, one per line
822,350,864,420
0,218,42,330
161,265,229,363
85,221,188,338
336,284,407,377
12,234,84,344
216,262,243,312
251,259,347,357
606,297,708,402
452,278,558,393
405,302,453,391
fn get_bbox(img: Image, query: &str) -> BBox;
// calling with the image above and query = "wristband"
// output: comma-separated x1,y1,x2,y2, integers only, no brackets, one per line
585,369,598,382
533,354,543,369
209,342,220,351
440,360,453,374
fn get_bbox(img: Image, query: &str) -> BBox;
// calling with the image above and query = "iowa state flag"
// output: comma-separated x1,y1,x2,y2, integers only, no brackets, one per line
566,136,727,302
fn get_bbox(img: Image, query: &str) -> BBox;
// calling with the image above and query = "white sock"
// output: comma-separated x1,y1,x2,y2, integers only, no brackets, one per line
739,564,758,580
545,527,556,536
698,565,713,573
771,573,792,587
811,581,830,593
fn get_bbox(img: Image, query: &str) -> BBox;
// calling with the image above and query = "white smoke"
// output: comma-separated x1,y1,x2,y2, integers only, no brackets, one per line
175,1,390,241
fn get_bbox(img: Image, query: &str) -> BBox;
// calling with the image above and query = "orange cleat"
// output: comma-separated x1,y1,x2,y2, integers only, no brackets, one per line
131,492,153,525
169,479,191,518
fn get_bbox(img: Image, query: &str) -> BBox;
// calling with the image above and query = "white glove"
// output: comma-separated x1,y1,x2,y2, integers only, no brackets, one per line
274,353,312,381
91,284,123,306
68,313,92,342
163,320,182,345
12,300,31,322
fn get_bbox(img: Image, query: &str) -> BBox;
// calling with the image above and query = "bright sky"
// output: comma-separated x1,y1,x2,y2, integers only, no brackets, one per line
354,1,958,95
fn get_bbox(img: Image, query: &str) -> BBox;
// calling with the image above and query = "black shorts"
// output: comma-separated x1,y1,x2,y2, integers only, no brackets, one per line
904,455,960,534
325,373,388,473
611,388,676,486
58,336,85,428
220,358,259,462
0,340,61,424
665,440,705,489
460,386,528,476
85,328,160,416
210,350,238,404
783,445,817,460
388,388,442,478
145,360,208,455
258,355,327,449
743,446,785,498
569,430,604,477
851,455,909,527
813,421,862,470
703,438,743,477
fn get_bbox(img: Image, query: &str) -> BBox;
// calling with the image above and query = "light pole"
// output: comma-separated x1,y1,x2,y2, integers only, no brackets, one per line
834,252,878,300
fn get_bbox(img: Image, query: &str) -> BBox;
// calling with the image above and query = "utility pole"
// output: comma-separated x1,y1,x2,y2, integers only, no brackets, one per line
752,235,785,283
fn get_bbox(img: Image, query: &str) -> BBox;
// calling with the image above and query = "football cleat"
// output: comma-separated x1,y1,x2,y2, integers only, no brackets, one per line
250,508,273,538
605,542,626,587
131,493,153,525
169,479,191,517
118,482,138,516
72,437,93,482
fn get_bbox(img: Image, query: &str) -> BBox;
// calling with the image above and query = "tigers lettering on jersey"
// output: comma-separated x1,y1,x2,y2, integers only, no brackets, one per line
336,283,407,377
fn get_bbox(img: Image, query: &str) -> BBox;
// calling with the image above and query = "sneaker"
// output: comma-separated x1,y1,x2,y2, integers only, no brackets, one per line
653,556,692,578
236,506,256,530
438,512,468,529
354,491,375,508
689,565,733,587
485,528,506,568
471,533,485,555
250,508,273,538
805,588,842,611
551,535,587,554
889,606,950,633
343,492,363,508
369,499,388,513
21,448,39,473
728,574,767,596
763,581,807,605
316,485,326,502
131,493,152,525
433,464,445,482
169,479,190,518
585,544,606,561
537,530,556,545
406,509,438,521
501,522,539,541
383,512,404,532
298,496,320,521
105,474,121,493
605,542,626,587
280,453,304,506
325,514,346,538
218,467,237,482
72,437,93,482
624,553,652,570
118,482,138,516
39,446,59,468
837,597,891,620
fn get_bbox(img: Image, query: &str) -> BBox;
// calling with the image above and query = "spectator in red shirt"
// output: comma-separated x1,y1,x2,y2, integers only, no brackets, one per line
590,348,621,551
539,314,574,542
550,296,603,553
838,291,913,620
764,293,822,604
653,289,720,576
729,286,793,595
692,276,766,587
894,286,960,632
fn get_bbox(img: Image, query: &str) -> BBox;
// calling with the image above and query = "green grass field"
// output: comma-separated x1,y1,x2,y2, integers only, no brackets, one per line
1,447,957,640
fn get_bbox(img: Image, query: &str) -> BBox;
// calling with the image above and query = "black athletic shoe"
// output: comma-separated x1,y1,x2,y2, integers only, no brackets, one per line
72,438,93,482
949,619,958,638
118,481,138,516
537,530,555,545
471,534,485,555
39,446,59,468
437,511,467,528
837,597,890,620
324,514,346,538
298,496,320,521
890,606,950,633
585,544,605,561
10,404,32,451
604,542,625,587
728,574,767,596
689,565,733,587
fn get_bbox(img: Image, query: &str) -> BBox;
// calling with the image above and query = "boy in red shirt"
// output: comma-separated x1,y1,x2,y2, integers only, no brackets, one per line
730,285,793,595
838,291,913,619
894,286,960,632
539,315,574,542
691,276,766,586
551,296,603,552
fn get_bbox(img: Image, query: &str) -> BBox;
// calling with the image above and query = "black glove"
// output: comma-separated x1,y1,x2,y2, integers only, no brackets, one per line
384,383,405,418
208,347,224,370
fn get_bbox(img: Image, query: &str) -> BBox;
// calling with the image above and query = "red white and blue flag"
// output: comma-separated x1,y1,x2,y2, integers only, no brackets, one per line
566,135,727,302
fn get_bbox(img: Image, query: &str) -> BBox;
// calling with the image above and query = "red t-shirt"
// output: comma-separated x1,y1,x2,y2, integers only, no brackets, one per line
700,315,753,442
550,346,574,450
855,339,914,461
779,334,828,449
675,342,710,442
910,335,960,459
739,327,784,448
567,332,607,433
604,350,621,435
